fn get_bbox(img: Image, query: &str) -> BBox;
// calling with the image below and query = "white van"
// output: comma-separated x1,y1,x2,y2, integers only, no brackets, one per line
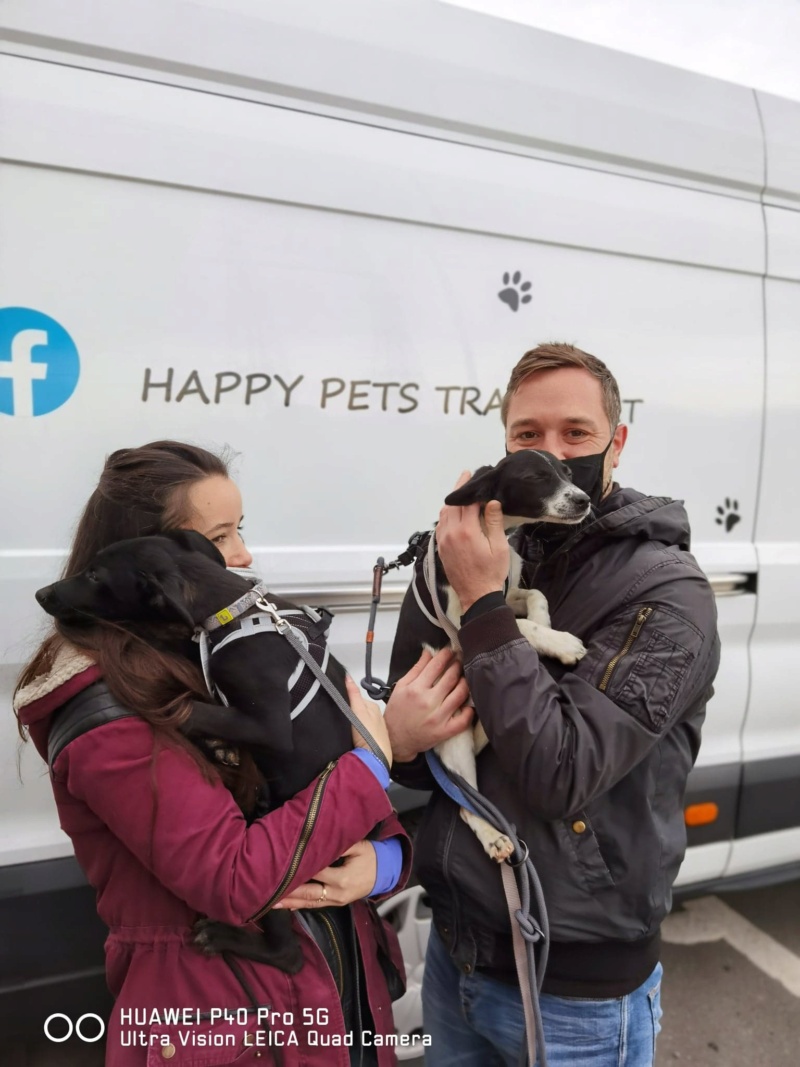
1,0,799,1046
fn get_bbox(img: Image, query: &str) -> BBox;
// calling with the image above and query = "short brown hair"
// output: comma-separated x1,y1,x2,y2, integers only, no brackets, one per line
501,343,621,431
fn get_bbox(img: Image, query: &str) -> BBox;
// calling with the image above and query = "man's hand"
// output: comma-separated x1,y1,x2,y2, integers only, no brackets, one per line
436,470,509,613
273,840,377,910
384,647,472,763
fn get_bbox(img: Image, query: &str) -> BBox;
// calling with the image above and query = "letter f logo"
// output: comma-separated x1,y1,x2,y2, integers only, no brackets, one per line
0,308,80,417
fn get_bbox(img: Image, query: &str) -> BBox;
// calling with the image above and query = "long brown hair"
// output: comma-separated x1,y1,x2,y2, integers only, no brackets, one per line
15,441,259,809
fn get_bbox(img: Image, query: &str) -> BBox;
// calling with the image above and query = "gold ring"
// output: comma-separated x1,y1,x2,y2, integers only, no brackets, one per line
317,885,327,904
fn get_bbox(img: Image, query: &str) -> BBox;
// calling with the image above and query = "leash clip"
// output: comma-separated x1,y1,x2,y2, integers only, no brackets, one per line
254,596,290,633
361,532,430,702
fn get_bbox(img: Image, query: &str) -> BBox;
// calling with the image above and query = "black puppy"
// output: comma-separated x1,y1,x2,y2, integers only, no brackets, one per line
388,450,591,862
36,530,356,972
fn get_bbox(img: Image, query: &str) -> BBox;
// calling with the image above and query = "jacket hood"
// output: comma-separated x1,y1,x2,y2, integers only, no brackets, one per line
14,641,101,727
586,487,691,550
516,486,691,566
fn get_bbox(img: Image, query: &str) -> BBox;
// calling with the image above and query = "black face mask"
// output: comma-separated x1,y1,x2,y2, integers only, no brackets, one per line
564,439,614,508
504,439,614,511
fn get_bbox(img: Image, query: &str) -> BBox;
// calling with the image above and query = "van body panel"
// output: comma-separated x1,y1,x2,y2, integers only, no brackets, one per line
766,207,800,282
758,90,800,206
731,274,800,872
674,842,733,888
1,55,767,276
1,0,766,194
1,4,799,1032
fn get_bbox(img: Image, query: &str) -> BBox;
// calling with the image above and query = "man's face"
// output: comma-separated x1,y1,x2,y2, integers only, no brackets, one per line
505,367,627,493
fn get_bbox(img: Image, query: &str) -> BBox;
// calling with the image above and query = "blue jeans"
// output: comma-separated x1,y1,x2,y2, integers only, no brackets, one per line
422,926,662,1067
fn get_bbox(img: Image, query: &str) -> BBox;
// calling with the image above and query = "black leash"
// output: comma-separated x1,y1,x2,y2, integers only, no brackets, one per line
361,531,428,701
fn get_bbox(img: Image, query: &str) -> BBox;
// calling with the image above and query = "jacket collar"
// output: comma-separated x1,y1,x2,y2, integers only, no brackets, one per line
14,641,101,725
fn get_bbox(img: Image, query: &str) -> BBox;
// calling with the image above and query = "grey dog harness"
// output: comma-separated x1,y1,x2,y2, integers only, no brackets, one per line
193,583,390,773
196,597,330,721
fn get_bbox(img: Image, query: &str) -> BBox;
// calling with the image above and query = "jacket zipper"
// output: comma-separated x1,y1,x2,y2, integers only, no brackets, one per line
248,760,337,922
441,805,459,943
351,916,364,1067
317,910,345,998
598,606,654,692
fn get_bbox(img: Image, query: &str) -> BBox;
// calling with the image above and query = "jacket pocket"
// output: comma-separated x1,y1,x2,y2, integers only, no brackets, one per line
556,813,615,892
144,1015,268,1065
598,606,699,733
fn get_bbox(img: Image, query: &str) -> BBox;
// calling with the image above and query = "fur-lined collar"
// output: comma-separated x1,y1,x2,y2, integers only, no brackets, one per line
14,641,97,718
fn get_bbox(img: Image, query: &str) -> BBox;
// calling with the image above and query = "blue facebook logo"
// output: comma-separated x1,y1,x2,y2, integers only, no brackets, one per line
0,307,81,417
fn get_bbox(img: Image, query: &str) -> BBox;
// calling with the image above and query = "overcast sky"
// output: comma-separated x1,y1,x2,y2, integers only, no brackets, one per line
441,0,800,101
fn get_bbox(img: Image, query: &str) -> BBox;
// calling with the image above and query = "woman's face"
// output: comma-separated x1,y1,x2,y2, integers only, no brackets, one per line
184,476,253,569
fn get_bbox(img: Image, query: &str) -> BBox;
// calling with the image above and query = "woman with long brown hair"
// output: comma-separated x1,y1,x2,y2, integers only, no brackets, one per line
14,440,470,1066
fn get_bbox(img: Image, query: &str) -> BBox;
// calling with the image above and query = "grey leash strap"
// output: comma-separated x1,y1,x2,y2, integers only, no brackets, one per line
424,530,461,647
449,771,549,1067
422,528,548,1067
254,596,391,775
502,863,539,1067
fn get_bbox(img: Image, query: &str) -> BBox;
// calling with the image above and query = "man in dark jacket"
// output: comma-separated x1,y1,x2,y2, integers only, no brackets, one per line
384,343,720,1067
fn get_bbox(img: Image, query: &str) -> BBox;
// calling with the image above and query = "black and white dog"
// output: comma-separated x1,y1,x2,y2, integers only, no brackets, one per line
389,450,591,862
36,530,356,973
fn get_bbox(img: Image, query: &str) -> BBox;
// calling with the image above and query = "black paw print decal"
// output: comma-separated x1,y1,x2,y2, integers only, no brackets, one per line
498,271,532,312
716,498,741,533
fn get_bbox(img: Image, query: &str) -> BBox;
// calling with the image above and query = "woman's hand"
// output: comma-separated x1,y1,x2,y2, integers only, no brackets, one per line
273,840,378,909
346,675,392,766
383,647,473,763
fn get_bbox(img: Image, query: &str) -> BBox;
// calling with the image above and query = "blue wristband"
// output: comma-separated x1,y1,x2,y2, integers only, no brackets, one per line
352,748,390,789
370,837,403,896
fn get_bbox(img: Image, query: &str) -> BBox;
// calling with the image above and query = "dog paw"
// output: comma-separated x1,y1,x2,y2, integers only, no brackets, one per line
192,919,221,956
517,618,579,661
544,630,587,665
463,810,515,862
488,834,515,863
204,738,241,767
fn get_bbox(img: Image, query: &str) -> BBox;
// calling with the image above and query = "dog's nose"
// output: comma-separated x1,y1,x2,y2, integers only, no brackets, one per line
569,488,591,506
35,585,55,608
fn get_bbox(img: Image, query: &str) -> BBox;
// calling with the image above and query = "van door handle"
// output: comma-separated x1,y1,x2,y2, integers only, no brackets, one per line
708,573,753,597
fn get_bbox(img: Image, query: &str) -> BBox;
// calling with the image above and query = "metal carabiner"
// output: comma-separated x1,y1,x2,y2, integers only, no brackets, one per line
254,595,290,633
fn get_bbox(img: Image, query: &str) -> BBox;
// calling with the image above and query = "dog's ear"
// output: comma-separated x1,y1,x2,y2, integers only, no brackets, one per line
444,465,498,506
162,529,226,567
145,572,197,629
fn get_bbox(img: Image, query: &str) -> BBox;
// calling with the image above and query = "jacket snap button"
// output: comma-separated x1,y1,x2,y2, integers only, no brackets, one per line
572,820,587,834
463,963,472,974
161,1045,176,1060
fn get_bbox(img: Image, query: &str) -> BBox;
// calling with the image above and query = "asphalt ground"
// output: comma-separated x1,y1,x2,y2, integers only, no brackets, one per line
8,879,800,1066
